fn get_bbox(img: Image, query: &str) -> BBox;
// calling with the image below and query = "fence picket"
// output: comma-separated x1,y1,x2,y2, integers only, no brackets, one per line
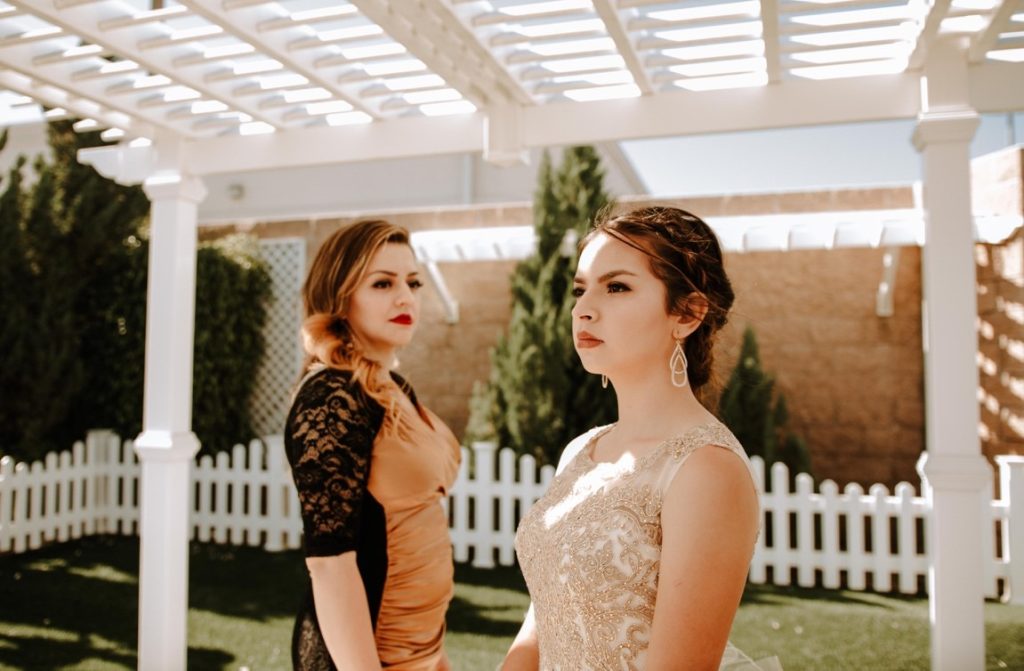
869,483,891,592
0,434,1020,603
895,482,918,593
771,461,792,586
497,447,517,566
247,440,265,547
846,483,866,591
794,473,815,587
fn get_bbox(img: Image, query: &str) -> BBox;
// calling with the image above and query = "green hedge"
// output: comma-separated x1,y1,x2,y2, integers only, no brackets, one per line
0,122,270,462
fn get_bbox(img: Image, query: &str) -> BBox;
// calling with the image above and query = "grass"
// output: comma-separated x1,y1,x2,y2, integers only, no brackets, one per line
1,536,1022,670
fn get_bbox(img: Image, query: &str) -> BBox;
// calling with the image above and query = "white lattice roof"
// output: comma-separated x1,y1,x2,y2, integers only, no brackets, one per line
1,0,1022,173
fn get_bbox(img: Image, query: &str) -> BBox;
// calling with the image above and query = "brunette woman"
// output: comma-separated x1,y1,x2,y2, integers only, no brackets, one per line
504,207,780,671
285,220,459,671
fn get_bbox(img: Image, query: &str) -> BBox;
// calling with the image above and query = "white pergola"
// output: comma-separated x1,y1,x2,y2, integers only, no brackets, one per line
1,0,1022,669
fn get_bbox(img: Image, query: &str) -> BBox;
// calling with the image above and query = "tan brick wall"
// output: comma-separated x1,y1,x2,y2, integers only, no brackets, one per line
976,148,1024,466
716,246,924,487
972,146,1023,216
200,171,1021,489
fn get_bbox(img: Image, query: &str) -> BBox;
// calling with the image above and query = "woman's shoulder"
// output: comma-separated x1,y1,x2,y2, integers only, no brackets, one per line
290,367,382,420
556,424,613,475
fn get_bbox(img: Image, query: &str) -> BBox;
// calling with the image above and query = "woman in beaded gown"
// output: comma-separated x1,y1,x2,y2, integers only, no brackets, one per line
284,220,460,671
503,207,781,671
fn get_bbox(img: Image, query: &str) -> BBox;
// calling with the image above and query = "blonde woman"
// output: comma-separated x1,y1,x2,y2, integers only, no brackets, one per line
285,220,459,671
504,207,780,671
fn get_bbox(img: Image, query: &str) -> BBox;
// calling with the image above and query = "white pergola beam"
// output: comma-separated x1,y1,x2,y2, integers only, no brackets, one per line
0,69,152,137
349,0,531,109
968,0,1019,62
0,38,179,136
183,74,919,174
761,0,782,83
160,63,1024,176
592,0,654,94
9,0,285,130
908,0,953,70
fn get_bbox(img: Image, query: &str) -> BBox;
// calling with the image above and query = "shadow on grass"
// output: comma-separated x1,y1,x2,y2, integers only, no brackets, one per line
740,581,918,609
453,562,528,594
0,535,301,670
187,542,307,621
446,562,530,639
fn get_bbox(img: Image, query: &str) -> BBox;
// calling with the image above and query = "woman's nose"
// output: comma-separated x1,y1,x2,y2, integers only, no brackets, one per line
572,293,593,321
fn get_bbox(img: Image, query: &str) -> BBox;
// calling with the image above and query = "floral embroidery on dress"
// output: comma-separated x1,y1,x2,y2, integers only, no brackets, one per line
515,421,762,671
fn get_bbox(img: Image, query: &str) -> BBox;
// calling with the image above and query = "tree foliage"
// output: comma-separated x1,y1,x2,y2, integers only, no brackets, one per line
718,326,813,488
466,146,616,465
0,121,270,461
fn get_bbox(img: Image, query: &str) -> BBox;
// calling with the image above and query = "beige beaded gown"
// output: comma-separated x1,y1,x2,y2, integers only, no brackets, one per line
514,420,782,671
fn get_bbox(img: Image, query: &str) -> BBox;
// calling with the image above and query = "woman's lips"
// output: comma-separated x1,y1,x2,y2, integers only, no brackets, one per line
390,315,413,325
576,332,603,349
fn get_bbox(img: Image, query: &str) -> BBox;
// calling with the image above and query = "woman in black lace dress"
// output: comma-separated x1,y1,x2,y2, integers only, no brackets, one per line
285,219,460,671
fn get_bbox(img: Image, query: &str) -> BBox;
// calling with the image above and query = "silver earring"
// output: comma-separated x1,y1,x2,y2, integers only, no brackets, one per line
670,339,688,388
601,374,608,389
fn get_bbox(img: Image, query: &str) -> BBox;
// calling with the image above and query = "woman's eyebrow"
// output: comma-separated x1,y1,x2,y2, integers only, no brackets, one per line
574,270,639,284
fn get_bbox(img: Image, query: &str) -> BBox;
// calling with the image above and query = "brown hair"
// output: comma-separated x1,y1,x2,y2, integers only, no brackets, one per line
300,219,424,433
582,206,735,395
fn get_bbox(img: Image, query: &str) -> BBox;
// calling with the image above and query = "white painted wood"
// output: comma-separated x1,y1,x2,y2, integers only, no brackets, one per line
1,436,1021,605
132,141,207,671
997,456,1024,605
913,35,989,671
592,0,653,94
969,0,1020,63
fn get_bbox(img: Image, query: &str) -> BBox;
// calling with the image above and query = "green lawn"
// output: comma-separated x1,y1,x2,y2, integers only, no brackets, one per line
1,536,1022,670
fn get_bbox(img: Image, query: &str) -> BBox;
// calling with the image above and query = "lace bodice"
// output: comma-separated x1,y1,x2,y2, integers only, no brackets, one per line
514,420,766,671
285,368,385,557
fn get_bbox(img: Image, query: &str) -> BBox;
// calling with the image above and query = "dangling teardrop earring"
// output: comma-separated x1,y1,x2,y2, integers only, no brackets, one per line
601,374,608,389
670,339,688,388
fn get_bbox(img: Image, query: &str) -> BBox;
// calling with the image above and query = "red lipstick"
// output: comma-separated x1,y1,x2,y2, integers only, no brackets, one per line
390,314,413,325
576,330,603,349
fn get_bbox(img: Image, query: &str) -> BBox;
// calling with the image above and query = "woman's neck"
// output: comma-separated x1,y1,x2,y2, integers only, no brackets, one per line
608,368,715,442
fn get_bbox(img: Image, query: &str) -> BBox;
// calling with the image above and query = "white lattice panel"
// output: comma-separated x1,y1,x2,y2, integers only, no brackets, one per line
251,238,305,437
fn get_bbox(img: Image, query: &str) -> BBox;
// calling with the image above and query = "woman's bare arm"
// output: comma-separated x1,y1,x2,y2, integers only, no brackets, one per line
307,553,383,671
645,446,760,670
500,604,539,671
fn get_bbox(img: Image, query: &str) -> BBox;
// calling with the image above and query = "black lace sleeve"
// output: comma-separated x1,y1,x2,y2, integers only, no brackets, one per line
284,369,385,557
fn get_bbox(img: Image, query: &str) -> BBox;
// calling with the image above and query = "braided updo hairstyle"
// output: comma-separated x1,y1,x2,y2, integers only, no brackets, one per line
581,206,735,395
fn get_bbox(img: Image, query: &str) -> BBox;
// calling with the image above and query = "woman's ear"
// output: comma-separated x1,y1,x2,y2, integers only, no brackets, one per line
673,293,708,339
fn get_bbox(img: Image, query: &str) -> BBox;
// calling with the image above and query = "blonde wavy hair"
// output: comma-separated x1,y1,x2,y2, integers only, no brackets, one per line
300,219,426,435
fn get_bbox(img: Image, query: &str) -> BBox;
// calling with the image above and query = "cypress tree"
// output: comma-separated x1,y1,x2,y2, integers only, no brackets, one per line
718,326,812,488
467,146,617,465
0,121,270,461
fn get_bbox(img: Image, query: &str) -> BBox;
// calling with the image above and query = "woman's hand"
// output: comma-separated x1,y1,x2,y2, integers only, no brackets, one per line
307,552,383,671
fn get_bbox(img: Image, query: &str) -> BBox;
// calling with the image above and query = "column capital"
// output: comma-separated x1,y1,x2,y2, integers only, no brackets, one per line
143,173,207,204
917,451,991,490
913,110,980,151
134,430,201,462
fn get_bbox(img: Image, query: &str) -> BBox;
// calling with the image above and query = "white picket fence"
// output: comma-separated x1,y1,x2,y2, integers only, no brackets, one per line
2,430,1022,604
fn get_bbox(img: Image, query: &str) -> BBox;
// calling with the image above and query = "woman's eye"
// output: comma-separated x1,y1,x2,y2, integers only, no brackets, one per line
373,280,392,289
608,282,630,293
408,279,423,290
571,287,585,298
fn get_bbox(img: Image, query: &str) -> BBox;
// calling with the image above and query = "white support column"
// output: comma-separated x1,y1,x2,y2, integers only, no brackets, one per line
912,35,989,671
135,139,207,671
